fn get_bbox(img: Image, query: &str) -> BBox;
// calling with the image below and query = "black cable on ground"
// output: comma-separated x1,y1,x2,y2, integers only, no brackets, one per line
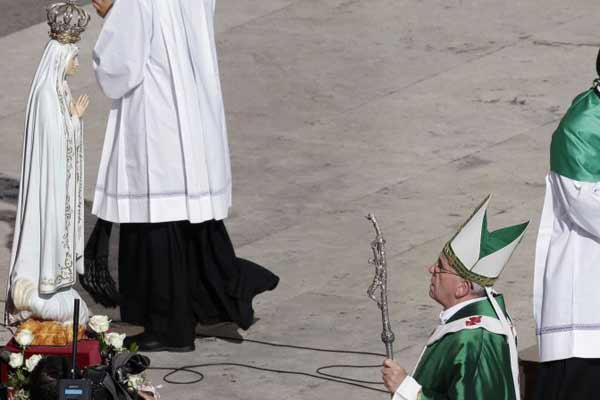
150,362,388,394
148,334,392,394
0,323,391,394
316,364,383,385
200,335,385,357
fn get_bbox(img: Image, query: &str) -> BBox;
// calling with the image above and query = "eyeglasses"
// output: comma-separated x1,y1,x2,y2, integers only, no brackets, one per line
432,258,474,288
431,259,461,276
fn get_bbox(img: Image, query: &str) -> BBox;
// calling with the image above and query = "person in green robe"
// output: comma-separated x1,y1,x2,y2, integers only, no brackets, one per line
382,195,528,400
533,50,600,400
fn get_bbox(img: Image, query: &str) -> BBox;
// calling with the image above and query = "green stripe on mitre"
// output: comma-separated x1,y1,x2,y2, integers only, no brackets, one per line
550,87,600,182
479,215,528,259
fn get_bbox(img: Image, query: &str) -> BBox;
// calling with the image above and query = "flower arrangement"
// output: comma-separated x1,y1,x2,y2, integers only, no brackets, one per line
5,316,158,399
87,315,159,398
6,329,43,400
87,315,135,358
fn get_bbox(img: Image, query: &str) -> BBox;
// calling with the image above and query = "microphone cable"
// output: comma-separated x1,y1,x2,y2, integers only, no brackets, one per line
148,334,409,394
0,322,398,394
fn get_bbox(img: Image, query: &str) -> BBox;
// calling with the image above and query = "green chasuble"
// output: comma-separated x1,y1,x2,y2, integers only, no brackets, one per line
413,296,516,400
550,87,600,182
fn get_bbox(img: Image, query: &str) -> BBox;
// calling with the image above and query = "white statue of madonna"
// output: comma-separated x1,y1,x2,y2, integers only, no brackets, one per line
5,1,91,325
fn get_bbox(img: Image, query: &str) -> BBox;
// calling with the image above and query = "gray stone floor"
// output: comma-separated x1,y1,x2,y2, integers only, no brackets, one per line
1,1,600,398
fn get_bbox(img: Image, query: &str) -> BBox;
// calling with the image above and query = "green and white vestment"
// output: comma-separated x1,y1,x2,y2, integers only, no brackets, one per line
535,85,600,361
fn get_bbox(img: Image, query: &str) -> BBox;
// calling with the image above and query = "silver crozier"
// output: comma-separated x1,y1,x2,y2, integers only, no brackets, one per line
366,214,395,360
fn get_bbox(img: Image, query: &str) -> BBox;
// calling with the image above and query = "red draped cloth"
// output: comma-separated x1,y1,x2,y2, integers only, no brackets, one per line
1,338,101,382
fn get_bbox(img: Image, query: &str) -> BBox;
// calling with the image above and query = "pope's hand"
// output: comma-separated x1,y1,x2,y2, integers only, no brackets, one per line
71,95,90,119
92,0,113,18
382,359,407,394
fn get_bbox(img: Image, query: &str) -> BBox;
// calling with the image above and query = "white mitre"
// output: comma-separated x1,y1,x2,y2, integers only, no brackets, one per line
442,194,529,287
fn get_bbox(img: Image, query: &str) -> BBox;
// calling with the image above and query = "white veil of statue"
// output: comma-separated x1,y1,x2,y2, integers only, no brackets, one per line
5,39,89,325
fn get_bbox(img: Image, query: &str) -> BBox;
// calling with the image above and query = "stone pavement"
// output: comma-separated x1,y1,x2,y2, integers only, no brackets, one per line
1,1,600,398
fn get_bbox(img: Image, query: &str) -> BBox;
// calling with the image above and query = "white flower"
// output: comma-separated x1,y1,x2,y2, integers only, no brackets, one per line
105,332,126,350
127,373,146,390
9,352,23,369
15,329,34,347
25,354,43,372
12,389,29,400
88,315,111,333
139,384,161,399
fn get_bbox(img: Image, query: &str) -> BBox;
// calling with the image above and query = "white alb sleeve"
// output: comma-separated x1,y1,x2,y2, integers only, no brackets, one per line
92,0,152,99
553,173,600,239
393,376,422,400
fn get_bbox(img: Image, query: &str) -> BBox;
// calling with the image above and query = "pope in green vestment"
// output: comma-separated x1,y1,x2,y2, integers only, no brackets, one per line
382,196,527,400
412,295,515,400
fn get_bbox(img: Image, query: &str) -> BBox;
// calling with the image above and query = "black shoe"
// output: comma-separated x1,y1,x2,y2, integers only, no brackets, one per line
124,332,196,353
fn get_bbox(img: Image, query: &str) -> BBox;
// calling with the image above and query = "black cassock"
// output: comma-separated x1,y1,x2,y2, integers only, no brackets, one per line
535,358,600,400
83,219,279,347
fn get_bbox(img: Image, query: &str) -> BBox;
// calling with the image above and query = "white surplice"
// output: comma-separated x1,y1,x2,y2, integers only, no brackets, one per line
6,40,89,324
534,171,600,361
92,0,231,224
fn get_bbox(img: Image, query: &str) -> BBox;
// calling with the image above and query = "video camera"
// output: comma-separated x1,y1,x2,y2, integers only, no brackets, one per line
17,300,152,400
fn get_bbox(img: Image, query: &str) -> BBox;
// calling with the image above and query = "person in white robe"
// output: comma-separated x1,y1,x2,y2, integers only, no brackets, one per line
89,0,278,352
5,1,91,325
92,0,230,222
534,53,600,399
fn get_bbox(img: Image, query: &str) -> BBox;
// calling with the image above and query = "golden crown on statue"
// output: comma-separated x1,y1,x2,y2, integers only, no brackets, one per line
47,0,91,44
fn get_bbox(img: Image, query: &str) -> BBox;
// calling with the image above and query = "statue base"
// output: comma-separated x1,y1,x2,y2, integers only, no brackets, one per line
0,337,101,383
17,319,86,346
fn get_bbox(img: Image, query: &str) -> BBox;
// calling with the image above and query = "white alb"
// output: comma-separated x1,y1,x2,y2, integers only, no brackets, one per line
535,172,600,361
92,0,231,223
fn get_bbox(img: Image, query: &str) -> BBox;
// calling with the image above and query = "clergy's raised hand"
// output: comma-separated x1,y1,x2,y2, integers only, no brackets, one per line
71,94,90,119
93,0,113,18
382,359,407,393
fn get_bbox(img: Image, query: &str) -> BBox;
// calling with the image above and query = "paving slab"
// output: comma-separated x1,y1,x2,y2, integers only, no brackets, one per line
1,1,600,399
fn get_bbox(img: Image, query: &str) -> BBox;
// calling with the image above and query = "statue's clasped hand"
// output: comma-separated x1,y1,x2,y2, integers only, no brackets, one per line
382,358,407,394
70,94,90,119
